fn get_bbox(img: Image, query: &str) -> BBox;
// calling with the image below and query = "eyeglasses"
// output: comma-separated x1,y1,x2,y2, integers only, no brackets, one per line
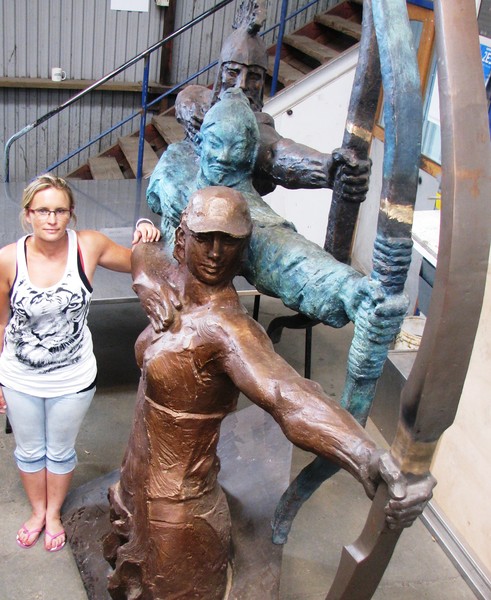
28,208,71,219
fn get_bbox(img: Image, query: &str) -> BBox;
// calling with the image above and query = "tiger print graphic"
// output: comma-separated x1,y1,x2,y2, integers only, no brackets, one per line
7,275,90,374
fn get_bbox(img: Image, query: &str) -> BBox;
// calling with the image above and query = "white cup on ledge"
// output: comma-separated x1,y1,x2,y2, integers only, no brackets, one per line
51,67,67,82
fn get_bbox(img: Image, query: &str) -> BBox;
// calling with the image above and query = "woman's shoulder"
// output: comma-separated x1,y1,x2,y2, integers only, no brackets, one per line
76,229,104,242
0,241,19,265
0,242,19,287
76,229,112,252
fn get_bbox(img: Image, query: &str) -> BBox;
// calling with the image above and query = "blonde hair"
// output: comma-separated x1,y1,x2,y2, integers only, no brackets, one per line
20,175,76,231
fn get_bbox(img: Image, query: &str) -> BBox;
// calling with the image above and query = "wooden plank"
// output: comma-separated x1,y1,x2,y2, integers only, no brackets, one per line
267,56,305,87
118,135,159,179
152,114,185,145
283,34,339,64
314,14,362,41
0,77,168,94
88,156,125,180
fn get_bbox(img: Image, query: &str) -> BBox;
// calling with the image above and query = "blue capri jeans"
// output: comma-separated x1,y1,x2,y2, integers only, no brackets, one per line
2,385,96,475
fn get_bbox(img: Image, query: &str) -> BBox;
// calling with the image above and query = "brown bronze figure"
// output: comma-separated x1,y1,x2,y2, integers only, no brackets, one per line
104,187,433,599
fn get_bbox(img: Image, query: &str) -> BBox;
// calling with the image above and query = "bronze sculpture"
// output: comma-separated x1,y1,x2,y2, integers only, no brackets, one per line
142,6,414,550
104,187,434,599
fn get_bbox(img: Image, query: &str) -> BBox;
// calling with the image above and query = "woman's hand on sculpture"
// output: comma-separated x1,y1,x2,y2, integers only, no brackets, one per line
0,388,6,414
133,219,162,245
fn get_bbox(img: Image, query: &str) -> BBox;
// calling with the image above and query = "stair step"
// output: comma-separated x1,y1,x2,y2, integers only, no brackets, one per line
267,56,305,86
283,34,339,64
314,14,362,40
68,0,362,181
118,135,159,179
88,156,125,180
152,114,185,145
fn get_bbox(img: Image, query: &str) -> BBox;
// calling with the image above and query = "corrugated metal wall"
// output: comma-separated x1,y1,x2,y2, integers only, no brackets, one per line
171,0,337,87
478,0,491,37
1,88,148,179
1,0,339,182
0,0,164,82
1,0,166,182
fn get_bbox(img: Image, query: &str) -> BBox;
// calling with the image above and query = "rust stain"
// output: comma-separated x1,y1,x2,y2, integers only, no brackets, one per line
456,168,483,198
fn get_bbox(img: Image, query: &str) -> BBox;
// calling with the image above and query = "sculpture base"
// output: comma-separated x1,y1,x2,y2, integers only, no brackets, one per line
63,404,293,599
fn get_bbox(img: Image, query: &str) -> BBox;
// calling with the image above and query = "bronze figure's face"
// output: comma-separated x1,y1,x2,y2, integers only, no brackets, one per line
212,24,268,111
177,186,252,286
219,61,265,112
183,227,246,286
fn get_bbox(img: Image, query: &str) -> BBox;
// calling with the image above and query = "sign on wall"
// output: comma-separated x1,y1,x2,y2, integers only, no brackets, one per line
110,0,149,11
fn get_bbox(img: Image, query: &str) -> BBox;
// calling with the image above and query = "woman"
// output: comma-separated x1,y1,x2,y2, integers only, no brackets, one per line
0,175,160,552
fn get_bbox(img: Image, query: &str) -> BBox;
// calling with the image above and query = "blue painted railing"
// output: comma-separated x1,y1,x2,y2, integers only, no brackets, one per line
3,0,323,183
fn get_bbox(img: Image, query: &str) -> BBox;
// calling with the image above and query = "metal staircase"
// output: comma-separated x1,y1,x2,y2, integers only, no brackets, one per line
67,0,363,181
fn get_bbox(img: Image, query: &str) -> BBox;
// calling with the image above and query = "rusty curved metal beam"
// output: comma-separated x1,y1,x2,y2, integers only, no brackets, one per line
325,1,491,597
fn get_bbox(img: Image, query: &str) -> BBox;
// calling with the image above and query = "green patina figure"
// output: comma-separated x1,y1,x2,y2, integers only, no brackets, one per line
148,12,370,209
141,88,407,356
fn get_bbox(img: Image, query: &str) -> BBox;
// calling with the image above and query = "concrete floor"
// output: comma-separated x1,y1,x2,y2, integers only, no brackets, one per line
0,296,476,600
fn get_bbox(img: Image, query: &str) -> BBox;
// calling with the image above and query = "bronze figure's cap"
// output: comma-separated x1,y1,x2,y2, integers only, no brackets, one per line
186,187,252,238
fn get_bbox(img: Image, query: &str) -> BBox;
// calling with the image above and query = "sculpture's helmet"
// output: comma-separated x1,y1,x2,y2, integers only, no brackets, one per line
212,27,268,112
185,186,253,239
212,1,268,111
219,26,268,72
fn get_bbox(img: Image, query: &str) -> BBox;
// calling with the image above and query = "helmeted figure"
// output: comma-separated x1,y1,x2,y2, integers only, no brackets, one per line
210,0,268,112
147,0,370,213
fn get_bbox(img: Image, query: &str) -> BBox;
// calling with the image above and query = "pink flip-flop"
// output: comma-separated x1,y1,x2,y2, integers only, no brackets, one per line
44,529,66,552
16,523,44,549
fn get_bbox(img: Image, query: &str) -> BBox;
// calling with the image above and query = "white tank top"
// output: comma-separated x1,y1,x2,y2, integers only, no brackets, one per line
0,229,97,397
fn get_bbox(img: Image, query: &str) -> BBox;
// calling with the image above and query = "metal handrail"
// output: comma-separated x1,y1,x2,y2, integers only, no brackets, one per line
3,0,234,182
4,0,321,182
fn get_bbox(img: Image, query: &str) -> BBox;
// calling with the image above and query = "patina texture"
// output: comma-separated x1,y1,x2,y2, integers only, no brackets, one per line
147,88,404,334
